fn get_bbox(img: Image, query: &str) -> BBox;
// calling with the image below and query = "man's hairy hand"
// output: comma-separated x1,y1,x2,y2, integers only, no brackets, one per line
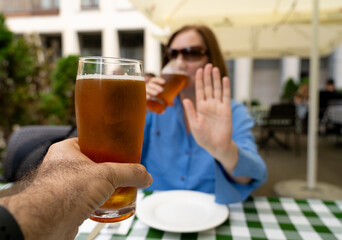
2,138,152,240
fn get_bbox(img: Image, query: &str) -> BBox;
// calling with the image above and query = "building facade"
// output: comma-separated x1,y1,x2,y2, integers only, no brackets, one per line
2,0,162,76
2,0,342,106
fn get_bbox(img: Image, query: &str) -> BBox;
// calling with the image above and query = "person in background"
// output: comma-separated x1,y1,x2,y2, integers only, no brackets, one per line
294,83,309,129
325,78,336,92
319,78,342,122
143,25,267,204
294,83,309,105
0,138,152,240
320,78,342,110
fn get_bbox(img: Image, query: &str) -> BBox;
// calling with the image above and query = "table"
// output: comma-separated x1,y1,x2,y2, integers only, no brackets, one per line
249,106,270,127
76,193,342,240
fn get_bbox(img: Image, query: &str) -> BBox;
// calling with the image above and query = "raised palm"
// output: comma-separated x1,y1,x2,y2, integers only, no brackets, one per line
183,64,233,156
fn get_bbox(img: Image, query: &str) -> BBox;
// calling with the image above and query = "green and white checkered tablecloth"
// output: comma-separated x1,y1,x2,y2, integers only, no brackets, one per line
77,194,342,240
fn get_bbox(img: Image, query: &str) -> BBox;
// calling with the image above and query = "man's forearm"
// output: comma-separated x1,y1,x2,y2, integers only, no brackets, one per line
2,185,65,240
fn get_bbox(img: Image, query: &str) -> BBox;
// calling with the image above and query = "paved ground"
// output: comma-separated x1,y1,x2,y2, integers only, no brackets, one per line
251,129,342,200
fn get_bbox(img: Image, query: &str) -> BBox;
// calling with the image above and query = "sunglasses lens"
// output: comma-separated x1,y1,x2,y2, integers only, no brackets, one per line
167,47,207,61
170,49,178,59
166,49,177,60
184,49,205,60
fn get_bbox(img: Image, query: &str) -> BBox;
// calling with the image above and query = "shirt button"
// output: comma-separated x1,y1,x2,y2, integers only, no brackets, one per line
180,177,185,181
185,151,189,155
156,131,160,136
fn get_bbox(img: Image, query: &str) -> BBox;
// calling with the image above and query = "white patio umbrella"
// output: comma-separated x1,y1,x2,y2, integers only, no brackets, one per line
129,0,342,58
129,0,342,199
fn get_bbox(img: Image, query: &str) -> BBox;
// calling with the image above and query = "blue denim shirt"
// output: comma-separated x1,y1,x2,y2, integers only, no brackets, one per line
141,96,267,204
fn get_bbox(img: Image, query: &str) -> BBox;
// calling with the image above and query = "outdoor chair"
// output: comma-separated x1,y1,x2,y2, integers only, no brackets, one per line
320,99,342,144
258,103,300,154
2,125,77,182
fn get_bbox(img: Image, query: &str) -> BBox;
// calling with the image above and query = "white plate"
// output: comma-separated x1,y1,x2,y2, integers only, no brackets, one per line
136,190,229,233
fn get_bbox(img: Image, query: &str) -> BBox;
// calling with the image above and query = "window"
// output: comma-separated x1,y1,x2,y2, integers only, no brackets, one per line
118,30,144,61
1,0,59,15
40,34,62,63
40,0,59,10
81,0,99,9
79,32,102,56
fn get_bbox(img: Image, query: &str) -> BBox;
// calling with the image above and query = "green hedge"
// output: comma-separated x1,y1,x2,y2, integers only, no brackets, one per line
0,13,79,163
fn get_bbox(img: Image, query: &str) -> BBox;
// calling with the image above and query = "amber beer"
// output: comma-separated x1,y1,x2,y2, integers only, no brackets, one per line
146,72,187,113
75,75,146,222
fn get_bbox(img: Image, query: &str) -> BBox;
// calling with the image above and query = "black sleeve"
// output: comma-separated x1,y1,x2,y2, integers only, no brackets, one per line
0,205,25,240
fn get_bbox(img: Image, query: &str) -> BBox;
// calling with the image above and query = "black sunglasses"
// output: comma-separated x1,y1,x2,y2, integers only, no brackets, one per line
166,46,208,61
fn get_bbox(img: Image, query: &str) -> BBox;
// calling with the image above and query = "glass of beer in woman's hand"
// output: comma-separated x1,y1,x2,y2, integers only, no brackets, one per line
146,59,188,114
75,57,146,222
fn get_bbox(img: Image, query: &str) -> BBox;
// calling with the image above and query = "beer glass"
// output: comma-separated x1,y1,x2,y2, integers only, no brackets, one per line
75,57,146,222
146,59,188,113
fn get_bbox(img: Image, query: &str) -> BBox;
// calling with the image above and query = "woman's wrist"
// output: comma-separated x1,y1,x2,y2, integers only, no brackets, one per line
213,141,239,175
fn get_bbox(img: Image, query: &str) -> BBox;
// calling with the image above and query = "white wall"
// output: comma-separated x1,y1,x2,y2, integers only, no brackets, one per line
253,59,281,106
281,57,300,84
234,58,252,104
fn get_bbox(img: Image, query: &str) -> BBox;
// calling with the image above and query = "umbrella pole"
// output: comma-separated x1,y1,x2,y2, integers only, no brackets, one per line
247,58,254,110
247,27,257,110
307,0,319,190
274,1,342,198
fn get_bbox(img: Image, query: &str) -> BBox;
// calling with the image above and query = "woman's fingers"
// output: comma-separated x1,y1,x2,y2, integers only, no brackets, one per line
195,68,204,103
145,77,165,99
196,64,226,102
146,84,163,98
203,64,213,99
213,67,222,100
222,76,231,106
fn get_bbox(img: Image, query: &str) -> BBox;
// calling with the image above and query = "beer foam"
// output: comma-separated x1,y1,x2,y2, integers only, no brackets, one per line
162,68,187,75
77,74,144,81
